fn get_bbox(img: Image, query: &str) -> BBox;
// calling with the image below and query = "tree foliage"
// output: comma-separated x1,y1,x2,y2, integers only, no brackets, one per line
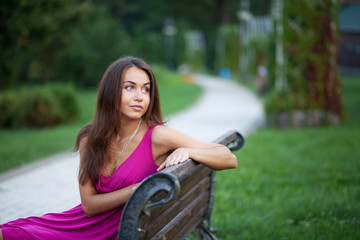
284,0,343,116
266,0,344,126
52,6,134,87
0,0,92,88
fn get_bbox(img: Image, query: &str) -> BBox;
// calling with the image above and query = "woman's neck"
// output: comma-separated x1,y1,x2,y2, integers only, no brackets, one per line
117,118,143,141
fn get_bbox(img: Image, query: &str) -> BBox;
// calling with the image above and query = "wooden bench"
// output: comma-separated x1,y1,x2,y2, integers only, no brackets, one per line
117,130,245,240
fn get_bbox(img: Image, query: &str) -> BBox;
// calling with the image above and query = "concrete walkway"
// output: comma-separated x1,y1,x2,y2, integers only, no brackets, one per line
0,74,264,224
167,74,264,141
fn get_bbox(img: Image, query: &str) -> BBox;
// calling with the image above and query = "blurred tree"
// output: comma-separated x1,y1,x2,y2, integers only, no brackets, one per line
92,0,240,70
285,0,343,118
0,0,91,88
53,5,134,87
266,0,344,126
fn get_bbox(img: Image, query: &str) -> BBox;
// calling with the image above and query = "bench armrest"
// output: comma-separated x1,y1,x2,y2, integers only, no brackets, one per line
118,172,180,239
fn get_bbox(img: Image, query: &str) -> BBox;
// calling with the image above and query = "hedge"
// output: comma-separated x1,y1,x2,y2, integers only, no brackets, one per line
0,84,79,128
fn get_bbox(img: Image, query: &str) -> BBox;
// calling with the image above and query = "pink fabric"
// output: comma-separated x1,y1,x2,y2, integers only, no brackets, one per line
1,127,158,240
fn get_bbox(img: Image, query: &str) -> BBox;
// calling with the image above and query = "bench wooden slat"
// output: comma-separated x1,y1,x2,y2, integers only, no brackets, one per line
152,190,210,240
171,204,208,240
178,165,212,195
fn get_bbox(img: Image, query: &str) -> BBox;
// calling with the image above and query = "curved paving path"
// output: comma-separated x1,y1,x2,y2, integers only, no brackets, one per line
0,74,264,224
168,74,264,141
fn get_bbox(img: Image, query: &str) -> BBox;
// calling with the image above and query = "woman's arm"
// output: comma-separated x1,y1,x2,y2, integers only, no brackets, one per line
79,180,138,217
153,126,238,171
78,137,138,217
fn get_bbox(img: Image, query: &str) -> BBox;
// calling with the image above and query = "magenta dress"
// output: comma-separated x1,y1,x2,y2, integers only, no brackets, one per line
0,127,158,240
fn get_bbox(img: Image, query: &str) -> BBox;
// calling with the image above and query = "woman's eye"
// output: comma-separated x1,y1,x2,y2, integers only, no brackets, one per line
142,87,149,93
124,86,133,91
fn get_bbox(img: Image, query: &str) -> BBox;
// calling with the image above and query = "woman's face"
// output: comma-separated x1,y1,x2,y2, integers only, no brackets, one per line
120,66,151,121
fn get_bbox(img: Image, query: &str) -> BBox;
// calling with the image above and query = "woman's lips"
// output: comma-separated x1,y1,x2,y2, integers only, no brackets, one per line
131,105,143,111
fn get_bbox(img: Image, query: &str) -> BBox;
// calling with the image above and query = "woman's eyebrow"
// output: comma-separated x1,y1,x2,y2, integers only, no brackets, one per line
123,80,136,85
123,81,150,86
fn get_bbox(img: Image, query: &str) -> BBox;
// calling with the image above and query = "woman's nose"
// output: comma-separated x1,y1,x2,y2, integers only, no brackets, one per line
134,89,143,101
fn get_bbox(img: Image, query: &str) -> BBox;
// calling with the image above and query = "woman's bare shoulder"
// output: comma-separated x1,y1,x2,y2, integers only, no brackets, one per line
152,125,182,144
152,125,210,148
152,125,168,144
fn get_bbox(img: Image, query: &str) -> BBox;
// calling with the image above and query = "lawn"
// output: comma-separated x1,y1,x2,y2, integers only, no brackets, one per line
212,76,360,239
0,68,202,173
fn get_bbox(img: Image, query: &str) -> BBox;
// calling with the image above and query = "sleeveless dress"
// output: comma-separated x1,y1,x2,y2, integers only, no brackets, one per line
0,126,158,240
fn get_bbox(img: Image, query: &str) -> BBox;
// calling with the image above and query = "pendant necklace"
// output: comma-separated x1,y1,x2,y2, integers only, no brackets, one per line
108,118,142,176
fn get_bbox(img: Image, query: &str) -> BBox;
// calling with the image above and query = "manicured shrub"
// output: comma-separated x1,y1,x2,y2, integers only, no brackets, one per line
0,92,20,128
44,84,78,122
0,84,79,128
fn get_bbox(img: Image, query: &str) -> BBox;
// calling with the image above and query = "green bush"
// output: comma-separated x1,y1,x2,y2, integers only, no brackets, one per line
0,93,20,128
24,88,60,127
0,84,79,128
45,84,78,122
265,90,297,113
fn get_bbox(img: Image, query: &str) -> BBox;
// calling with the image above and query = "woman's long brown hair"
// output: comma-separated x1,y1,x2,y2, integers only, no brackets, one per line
74,57,164,185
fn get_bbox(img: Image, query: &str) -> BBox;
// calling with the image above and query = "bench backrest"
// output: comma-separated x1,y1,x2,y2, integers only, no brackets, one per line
118,130,244,240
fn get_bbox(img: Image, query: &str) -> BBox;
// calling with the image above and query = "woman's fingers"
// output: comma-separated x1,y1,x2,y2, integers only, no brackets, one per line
157,148,189,171
167,148,189,167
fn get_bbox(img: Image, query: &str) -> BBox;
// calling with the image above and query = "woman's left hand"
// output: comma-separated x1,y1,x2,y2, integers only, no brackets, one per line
157,148,189,171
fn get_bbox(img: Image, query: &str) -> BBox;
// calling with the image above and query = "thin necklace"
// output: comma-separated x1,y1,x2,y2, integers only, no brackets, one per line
108,118,142,176
115,134,131,145
109,136,130,154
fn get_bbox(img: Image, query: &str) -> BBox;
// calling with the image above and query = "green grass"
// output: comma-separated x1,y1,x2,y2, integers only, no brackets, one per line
212,76,360,239
0,69,202,173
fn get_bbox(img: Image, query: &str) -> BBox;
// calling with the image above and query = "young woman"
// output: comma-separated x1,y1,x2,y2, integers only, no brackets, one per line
0,56,237,240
